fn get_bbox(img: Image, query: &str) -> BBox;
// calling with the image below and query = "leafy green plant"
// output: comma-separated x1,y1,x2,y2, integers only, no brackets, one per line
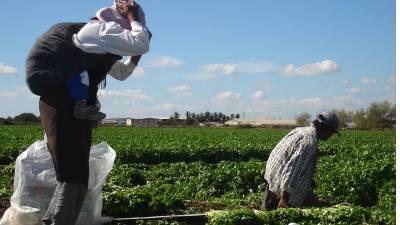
207,206,394,225
0,126,395,223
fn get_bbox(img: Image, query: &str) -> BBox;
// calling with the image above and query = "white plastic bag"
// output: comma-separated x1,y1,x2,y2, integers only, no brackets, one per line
0,139,116,225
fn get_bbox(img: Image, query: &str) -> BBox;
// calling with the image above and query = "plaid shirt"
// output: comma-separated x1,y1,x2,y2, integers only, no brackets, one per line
264,125,318,207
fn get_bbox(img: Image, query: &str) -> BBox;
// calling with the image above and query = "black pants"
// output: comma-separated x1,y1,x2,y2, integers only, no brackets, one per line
39,85,93,187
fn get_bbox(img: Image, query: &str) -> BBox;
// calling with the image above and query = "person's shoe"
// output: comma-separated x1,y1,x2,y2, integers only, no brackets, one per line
73,100,106,120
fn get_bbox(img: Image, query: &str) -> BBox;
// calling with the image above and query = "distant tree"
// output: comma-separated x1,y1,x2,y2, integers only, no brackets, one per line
353,109,367,129
382,104,396,128
366,101,395,128
199,113,205,121
179,111,238,123
223,115,230,122
173,112,180,120
295,112,311,126
0,117,5,125
230,114,235,120
213,112,218,121
218,112,224,122
191,113,196,120
186,111,197,125
4,117,15,125
209,113,215,122
185,111,192,121
332,109,353,128
235,114,240,119
204,111,211,121
14,113,40,124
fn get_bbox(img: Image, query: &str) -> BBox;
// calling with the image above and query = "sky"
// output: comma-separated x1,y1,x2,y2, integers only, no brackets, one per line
0,0,396,119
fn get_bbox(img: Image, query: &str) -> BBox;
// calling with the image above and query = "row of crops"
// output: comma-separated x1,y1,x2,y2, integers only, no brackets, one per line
0,126,395,224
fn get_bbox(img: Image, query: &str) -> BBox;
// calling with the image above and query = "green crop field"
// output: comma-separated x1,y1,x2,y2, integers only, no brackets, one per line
0,126,395,224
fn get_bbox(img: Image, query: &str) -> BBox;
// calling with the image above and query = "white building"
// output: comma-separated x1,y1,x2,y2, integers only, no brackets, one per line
132,118,161,127
199,121,224,127
225,119,296,127
102,118,162,127
101,118,133,126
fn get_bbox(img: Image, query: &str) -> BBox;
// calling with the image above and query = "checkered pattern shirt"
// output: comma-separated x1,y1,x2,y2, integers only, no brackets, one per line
264,125,318,207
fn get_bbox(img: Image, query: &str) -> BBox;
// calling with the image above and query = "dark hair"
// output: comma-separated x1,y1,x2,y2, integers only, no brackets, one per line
313,119,335,132
127,4,140,19
90,16,99,21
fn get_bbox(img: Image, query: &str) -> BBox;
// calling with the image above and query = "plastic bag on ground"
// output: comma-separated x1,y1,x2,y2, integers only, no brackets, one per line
0,139,116,225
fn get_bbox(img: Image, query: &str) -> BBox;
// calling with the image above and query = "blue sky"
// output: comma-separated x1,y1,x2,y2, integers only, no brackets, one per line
0,0,395,119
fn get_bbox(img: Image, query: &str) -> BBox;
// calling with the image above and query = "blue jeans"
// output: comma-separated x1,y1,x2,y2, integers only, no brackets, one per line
66,75,89,103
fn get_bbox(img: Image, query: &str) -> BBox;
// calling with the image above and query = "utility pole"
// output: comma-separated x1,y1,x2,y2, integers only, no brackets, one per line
242,112,245,120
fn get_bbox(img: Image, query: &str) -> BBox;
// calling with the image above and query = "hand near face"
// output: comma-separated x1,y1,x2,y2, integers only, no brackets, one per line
125,3,147,26
130,55,142,65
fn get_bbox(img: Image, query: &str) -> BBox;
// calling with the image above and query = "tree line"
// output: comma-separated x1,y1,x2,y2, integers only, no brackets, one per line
1,111,241,126
168,112,241,124
295,101,396,129
2,101,395,129
0,113,40,125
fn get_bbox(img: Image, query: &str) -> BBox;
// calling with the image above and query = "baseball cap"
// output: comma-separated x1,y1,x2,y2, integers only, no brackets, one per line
316,111,340,134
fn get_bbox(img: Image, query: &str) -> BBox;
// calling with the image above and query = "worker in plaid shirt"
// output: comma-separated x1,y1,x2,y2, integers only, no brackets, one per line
261,111,340,209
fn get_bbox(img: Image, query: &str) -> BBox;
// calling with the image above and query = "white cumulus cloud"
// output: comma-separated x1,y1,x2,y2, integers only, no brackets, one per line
151,103,176,111
132,66,145,77
149,56,184,67
347,87,361,94
98,89,151,101
215,91,241,101
361,77,377,85
167,84,193,96
256,80,278,93
203,64,237,75
208,91,245,111
203,61,276,76
298,97,323,104
332,96,351,102
194,61,277,80
251,91,264,101
236,61,276,74
0,63,18,76
282,59,341,76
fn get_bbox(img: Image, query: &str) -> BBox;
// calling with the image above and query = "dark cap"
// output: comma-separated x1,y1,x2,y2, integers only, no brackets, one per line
316,111,340,134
